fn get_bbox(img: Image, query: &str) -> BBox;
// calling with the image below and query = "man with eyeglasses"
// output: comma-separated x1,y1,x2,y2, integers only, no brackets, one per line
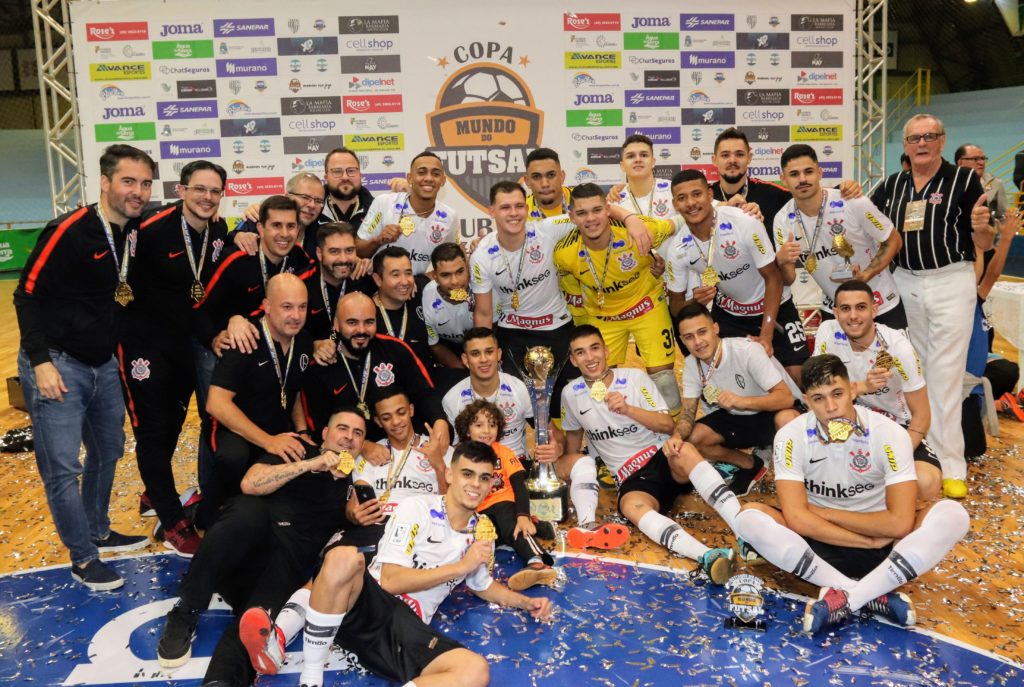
870,114,994,499
119,160,232,557
323,147,376,229
235,172,331,257
955,144,1008,221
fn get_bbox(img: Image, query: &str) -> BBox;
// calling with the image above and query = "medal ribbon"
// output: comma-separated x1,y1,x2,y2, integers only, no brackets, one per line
582,239,614,302
95,203,132,285
373,295,408,339
180,214,210,287
258,248,289,290
340,350,373,409
794,190,829,261
500,240,528,309
260,316,295,408
691,209,720,271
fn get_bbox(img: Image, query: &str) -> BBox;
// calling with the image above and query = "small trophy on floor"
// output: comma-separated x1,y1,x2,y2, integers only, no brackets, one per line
724,574,768,631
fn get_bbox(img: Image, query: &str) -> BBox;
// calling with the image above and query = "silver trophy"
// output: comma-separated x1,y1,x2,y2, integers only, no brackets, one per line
523,346,569,523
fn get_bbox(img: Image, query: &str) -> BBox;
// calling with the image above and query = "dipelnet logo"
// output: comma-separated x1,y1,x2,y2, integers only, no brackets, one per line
791,88,843,105
680,14,735,31
281,96,342,115
792,14,844,31
343,133,404,151
565,52,621,69
339,15,400,34
277,37,339,56
348,75,398,92
340,55,402,74
213,19,275,37
625,89,680,107
791,125,843,141
89,62,151,81
626,126,680,144
152,40,214,60
216,58,277,78
427,61,543,212
796,70,839,84
160,139,221,158
157,100,217,120
342,94,403,113
86,22,148,42
563,13,621,31
226,176,285,196
682,52,735,68
623,32,679,50
94,122,156,142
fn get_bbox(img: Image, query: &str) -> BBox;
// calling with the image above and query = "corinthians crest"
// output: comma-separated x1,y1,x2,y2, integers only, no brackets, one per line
427,61,543,212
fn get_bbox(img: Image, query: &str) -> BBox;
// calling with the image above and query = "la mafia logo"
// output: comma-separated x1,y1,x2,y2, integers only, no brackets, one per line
426,60,543,212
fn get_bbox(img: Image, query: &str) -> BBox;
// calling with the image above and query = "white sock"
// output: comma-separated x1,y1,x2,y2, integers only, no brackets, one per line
734,509,853,589
638,510,708,561
300,607,344,687
276,586,311,647
846,499,969,611
569,457,599,525
688,460,740,529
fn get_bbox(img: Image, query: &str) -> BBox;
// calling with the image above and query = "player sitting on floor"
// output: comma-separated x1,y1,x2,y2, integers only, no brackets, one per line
732,354,970,635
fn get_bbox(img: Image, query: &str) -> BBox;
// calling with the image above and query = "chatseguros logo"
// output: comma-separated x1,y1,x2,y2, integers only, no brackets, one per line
426,62,543,212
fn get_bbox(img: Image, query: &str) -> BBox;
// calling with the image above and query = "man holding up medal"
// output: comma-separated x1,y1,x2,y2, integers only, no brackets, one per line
669,303,800,498
15,144,154,590
732,355,969,636
118,160,231,557
773,144,906,329
204,274,314,522
422,242,475,372
814,281,941,500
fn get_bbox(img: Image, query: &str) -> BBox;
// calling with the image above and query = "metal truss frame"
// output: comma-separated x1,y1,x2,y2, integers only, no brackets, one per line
32,0,84,215
855,0,888,191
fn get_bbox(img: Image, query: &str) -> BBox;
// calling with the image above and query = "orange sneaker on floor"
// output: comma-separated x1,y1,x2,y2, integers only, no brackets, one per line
999,393,1024,422
566,521,631,550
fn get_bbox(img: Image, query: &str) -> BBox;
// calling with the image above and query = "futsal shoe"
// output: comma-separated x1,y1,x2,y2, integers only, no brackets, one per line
736,537,766,565
566,521,631,550
508,562,560,591
728,455,768,497
803,587,852,635
942,478,968,499
239,607,287,676
863,592,917,626
531,517,557,540
697,547,735,585
998,392,1024,421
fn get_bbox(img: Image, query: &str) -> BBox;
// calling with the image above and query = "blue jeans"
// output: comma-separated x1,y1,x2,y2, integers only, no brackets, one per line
191,337,217,497
18,349,125,566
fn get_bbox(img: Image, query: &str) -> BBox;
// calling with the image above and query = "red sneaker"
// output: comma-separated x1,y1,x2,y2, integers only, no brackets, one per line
1000,393,1024,422
139,492,156,518
566,521,631,550
162,519,201,558
239,607,286,675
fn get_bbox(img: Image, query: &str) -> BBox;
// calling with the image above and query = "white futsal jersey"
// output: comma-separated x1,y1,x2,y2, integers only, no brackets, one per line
681,336,797,415
443,373,533,461
370,494,493,624
774,406,917,513
561,367,670,484
351,436,450,516
359,192,458,276
774,189,900,314
470,217,575,331
421,280,474,347
815,321,924,425
665,205,791,316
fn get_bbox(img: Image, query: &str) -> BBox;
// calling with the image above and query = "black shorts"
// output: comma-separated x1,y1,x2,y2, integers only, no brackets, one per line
696,409,777,449
713,299,809,367
820,300,908,331
318,524,387,568
913,438,940,470
617,448,694,515
335,569,464,683
804,537,893,580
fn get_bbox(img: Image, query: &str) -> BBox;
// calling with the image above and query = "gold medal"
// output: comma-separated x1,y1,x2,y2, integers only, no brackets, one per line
114,281,134,307
701,266,719,287
594,290,606,308
448,288,468,303
336,450,355,476
511,291,520,310
702,384,720,405
399,215,416,236
190,280,205,303
590,379,608,402
826,419,854,442
378,490,389,504
874,351,895,370
804,254,817,274
280,390,288,410
357,401,370,420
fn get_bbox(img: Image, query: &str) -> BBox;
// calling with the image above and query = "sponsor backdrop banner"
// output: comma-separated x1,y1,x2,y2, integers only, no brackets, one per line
70,0,854,239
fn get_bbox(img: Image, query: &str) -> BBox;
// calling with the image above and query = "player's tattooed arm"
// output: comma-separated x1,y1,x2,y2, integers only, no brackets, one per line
673,397,699,441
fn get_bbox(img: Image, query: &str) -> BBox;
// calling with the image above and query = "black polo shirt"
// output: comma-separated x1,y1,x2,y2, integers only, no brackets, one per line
305,267,377,342
375,299,431,367
870,160,984,271
257,442,352,535
211,326,313,435
323,185,376,229
711,176,791,245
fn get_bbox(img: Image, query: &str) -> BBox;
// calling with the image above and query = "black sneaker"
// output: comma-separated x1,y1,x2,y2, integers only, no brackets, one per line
71,558,124,591
531,517,556,540
728,455,767,497
93,530,150,553
158,603,201,668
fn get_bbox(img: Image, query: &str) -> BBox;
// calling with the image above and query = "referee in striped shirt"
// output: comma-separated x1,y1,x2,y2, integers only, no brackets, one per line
870,114,993,499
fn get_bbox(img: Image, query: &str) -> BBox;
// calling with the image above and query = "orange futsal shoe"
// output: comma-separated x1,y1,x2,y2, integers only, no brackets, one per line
566,521,631,550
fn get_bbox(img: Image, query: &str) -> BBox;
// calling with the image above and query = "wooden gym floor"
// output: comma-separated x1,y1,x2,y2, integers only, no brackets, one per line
0,278,1021,664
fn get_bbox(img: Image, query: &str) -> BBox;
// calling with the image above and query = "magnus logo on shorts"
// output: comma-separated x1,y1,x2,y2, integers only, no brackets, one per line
213,19,275,37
